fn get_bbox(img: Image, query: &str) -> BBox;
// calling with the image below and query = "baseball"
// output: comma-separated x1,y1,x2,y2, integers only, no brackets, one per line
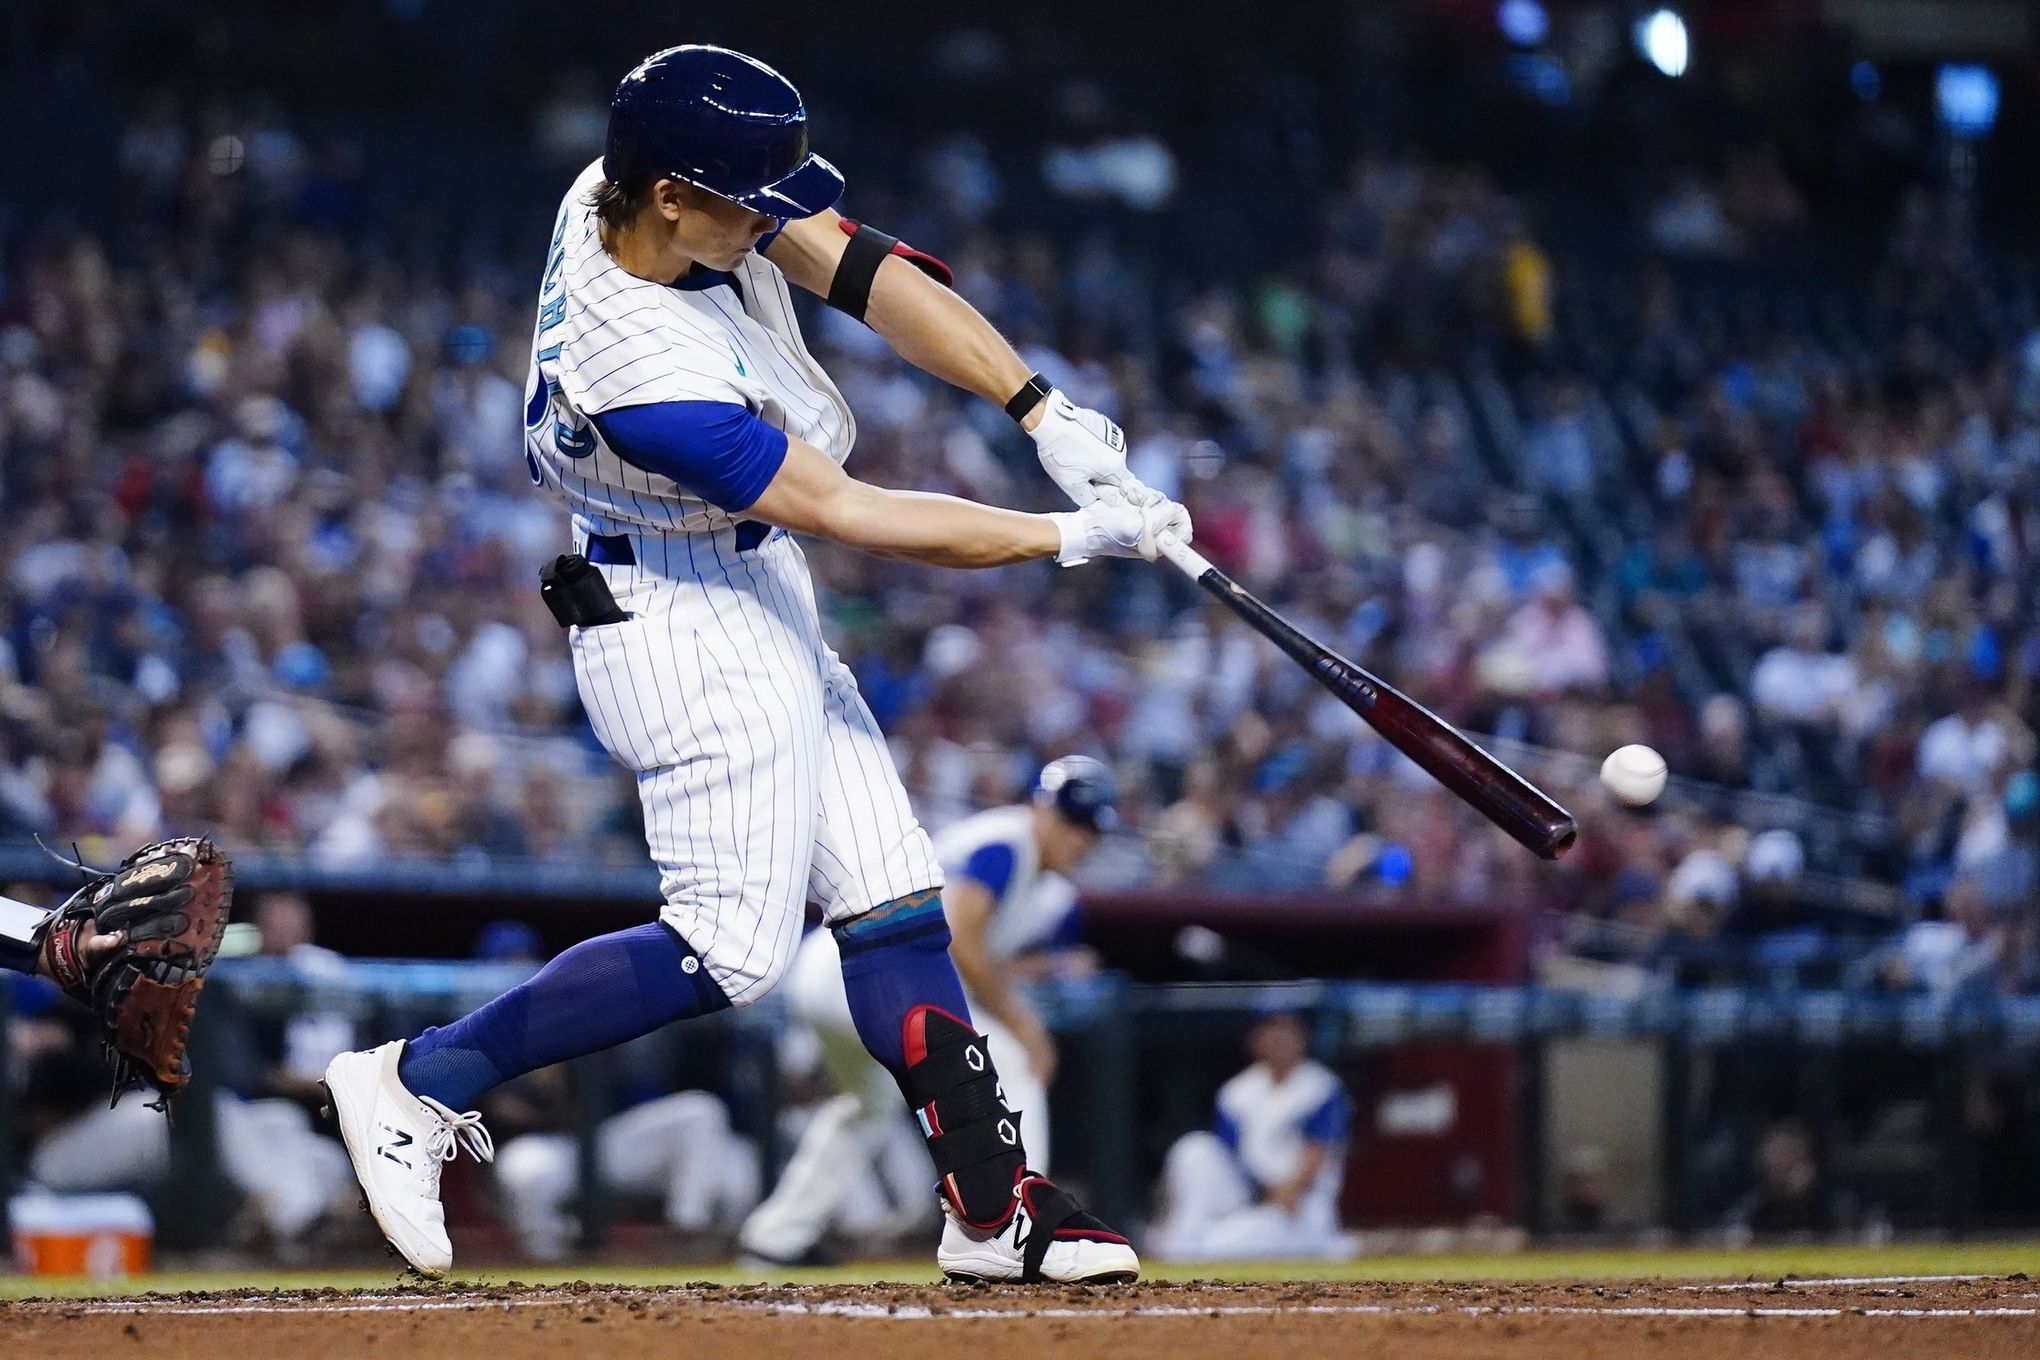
1600,743,1668,806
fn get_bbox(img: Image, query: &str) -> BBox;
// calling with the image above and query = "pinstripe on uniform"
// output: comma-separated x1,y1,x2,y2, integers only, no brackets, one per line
528,161,942,1005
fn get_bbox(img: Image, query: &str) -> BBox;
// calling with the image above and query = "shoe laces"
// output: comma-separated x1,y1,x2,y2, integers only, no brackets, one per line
418,1097,495,1165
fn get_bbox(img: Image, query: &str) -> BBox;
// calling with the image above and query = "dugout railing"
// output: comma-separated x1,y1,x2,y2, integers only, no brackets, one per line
9,965,2040,1255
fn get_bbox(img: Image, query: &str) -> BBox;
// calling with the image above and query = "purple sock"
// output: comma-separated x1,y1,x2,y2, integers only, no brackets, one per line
834,889,972,1079
397,923,727,1110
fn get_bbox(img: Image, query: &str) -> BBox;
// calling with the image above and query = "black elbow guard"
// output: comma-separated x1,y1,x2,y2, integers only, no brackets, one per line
827,219,955,323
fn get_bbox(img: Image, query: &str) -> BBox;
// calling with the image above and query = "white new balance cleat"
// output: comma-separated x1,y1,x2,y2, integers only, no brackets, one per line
323,1040,494,1277
936,1175,1141,1284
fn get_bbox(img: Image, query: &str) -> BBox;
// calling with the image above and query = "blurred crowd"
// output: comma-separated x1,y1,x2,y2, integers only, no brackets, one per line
0,22,2035,1000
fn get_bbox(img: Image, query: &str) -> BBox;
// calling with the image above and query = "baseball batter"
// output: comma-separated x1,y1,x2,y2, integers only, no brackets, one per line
738,756,1117,1265
321,44,1189,1283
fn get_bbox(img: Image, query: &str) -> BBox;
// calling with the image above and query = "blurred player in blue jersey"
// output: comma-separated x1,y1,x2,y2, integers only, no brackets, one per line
1151,1011,1356,1262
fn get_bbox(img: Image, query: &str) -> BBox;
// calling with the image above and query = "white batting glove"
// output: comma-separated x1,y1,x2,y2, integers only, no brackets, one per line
1049,493,1193,566
1029,391,1164,508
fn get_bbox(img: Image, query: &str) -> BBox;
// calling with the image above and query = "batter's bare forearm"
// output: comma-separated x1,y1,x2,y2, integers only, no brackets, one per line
864,260,1038,425
749,444,1057,567
838,487,1057,567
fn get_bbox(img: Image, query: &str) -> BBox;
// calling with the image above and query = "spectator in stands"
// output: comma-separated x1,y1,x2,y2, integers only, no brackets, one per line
1723,829,1813,937
1751,605,1858,729
1917,684,2012,795
1966,771,2038,914
1492,562,1609,697
1882,875,2016,998
1150,1011,1354,1262
1521,383,1599,502
0,25,2031,994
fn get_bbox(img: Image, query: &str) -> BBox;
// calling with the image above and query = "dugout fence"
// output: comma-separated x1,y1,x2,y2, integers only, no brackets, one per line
9,963,2040,1255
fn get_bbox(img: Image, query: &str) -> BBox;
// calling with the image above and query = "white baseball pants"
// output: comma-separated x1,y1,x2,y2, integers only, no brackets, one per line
570,527,943,1006
1148,1131,1351,1262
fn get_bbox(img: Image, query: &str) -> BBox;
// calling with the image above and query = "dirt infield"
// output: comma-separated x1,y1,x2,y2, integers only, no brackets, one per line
4,1275,2038,1360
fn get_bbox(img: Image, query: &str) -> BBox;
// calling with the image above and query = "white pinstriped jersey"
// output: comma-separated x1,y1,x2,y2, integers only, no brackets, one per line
522,160,855,537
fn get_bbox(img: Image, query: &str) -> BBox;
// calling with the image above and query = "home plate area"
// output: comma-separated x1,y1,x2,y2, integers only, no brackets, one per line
5,1276,2039,1360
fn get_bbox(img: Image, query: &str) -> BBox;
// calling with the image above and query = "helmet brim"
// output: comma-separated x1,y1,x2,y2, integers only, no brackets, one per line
728,152,844,220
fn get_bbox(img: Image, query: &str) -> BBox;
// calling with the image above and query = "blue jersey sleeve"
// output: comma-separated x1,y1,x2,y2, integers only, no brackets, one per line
1043,900,1085,950
958,842,1019,900
591,400,788,513
1300,1086,1353,1144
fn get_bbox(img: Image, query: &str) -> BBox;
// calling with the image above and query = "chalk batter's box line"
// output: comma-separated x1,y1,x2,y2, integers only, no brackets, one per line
765,1301,2040,1320
35,1299,2040,1321
1684,1274,1993,1290
34,1279,2040,1323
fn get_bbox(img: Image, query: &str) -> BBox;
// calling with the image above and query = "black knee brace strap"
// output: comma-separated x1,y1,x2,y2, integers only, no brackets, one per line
1013,1175,1086,1282
901,1005,1028,1229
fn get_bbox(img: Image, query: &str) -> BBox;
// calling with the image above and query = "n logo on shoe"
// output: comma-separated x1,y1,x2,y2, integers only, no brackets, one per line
379,1125,415,1169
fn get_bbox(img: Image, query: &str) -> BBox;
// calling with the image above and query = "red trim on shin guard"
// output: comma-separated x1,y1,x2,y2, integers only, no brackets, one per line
903,1003,1023,1230
945,1164,1026,1233
900,1003,972,1067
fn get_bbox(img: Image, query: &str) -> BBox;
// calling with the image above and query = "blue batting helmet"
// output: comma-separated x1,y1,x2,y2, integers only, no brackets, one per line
604,45,844,220
1036,756,1120,833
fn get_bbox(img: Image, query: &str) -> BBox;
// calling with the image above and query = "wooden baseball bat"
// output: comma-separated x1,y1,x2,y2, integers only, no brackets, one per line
1154,534,1578,860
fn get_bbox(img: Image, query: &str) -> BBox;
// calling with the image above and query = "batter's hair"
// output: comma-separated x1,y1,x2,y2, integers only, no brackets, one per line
587,177,657,232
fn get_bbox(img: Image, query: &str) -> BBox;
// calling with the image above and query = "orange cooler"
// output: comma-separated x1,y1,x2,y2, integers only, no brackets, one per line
9,1194,153,1277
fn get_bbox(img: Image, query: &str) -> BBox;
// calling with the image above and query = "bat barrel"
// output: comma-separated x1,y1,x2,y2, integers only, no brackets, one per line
1393,714,1579,859
1183,559,1579,861
1536,819,1579,860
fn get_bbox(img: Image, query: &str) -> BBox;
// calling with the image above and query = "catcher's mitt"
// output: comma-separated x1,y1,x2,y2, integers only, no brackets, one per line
37,836,234,1109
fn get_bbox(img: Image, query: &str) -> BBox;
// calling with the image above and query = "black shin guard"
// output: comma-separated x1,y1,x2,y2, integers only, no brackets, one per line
900,1006,1121,1280
900,1004,1029,1229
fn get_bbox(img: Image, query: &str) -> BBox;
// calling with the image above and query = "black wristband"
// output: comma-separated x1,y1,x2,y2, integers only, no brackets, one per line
1005,372,1053,425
